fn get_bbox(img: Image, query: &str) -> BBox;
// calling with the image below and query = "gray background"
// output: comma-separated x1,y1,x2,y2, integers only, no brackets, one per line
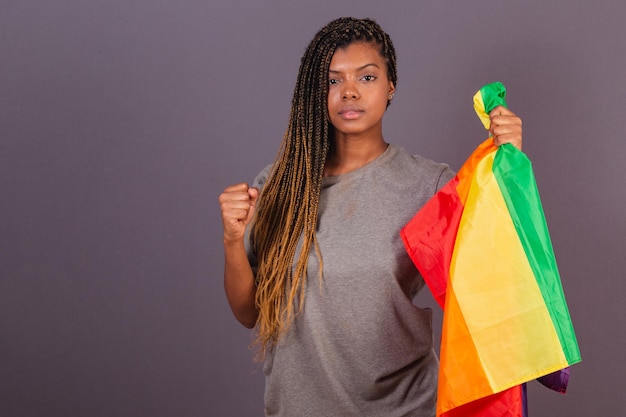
1,0,624,416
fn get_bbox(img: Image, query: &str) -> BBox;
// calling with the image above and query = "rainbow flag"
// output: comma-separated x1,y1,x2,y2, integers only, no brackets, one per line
401,83,581,416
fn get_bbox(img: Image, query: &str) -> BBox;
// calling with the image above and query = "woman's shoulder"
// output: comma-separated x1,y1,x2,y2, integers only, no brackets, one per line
388,144,455,183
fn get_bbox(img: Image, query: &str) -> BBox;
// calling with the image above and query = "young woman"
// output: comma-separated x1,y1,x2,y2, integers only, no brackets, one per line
219,17,522,416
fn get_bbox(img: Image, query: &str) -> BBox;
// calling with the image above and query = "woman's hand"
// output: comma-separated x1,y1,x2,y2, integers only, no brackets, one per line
219,183,259,244
489,106,523,150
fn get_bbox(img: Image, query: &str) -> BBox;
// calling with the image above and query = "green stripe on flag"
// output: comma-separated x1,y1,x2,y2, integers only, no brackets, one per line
492,144,581,365
480,81,508,113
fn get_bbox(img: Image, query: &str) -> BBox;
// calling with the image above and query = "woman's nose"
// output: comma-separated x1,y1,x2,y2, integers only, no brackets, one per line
341,80,360,100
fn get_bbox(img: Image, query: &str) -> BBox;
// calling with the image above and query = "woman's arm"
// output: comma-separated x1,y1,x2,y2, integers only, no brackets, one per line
219,183,259,328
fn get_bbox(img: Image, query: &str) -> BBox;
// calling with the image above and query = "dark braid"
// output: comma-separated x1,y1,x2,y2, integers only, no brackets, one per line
251,17,398,357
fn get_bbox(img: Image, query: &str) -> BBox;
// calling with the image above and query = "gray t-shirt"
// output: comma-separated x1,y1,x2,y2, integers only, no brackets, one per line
249,144,455,417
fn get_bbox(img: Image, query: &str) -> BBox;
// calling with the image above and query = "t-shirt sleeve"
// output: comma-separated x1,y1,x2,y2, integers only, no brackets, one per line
435,166,456,192
251,163,273,191
245,163,273,273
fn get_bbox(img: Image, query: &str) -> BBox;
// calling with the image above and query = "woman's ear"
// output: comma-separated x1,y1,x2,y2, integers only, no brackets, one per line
387,82,396,102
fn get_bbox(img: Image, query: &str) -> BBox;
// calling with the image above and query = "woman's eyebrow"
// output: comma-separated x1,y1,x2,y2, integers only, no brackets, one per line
329,63,381,73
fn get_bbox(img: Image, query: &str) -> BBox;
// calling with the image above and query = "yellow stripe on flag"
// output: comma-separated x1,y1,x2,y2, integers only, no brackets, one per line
472,90,491,130
444,152,568,401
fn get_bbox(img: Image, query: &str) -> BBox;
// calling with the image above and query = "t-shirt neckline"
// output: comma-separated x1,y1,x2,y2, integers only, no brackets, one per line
322,143,396,186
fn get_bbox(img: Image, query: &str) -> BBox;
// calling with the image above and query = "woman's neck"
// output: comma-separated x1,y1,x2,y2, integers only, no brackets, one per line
324,133,388,177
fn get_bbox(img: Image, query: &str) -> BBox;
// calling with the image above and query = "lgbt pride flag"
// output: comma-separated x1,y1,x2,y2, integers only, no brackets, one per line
401,82,581,416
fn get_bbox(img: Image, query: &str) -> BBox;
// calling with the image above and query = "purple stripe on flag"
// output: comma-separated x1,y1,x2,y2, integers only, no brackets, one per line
537,368,570,393
522,383,528,417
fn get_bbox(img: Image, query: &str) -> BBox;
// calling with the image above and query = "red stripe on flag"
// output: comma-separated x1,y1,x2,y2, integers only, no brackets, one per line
401,176,462,308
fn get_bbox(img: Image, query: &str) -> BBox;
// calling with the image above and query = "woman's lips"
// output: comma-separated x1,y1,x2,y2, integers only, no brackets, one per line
338,107,364,120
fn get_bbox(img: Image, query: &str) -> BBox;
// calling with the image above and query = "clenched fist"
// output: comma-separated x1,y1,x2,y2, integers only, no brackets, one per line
489,106,523,150
219,183,259,244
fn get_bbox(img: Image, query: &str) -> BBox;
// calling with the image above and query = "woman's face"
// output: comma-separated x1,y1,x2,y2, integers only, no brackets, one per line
327,41,395,138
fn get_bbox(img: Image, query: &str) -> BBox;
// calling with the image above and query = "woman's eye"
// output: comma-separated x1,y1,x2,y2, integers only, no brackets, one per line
329,79,339,85
362,75,376,81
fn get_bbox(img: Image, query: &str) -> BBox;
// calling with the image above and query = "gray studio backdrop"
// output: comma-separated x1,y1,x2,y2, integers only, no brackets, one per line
2,1,625,416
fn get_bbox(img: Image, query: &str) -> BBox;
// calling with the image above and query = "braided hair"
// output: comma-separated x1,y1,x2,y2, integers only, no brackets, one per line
251,17,398,356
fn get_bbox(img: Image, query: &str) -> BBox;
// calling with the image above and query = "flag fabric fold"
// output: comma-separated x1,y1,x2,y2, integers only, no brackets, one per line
401,82,581,417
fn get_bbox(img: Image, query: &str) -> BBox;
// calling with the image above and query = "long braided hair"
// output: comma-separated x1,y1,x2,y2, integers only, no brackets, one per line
251,17,398,356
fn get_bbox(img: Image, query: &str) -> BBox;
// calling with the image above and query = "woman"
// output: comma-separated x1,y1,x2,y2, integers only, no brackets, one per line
219,17,522,416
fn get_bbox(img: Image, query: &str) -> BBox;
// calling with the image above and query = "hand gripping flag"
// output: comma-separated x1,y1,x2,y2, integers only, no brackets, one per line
401,82,581,417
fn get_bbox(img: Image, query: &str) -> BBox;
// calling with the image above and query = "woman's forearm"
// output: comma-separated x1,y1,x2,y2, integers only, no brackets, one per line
223,239,258,328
